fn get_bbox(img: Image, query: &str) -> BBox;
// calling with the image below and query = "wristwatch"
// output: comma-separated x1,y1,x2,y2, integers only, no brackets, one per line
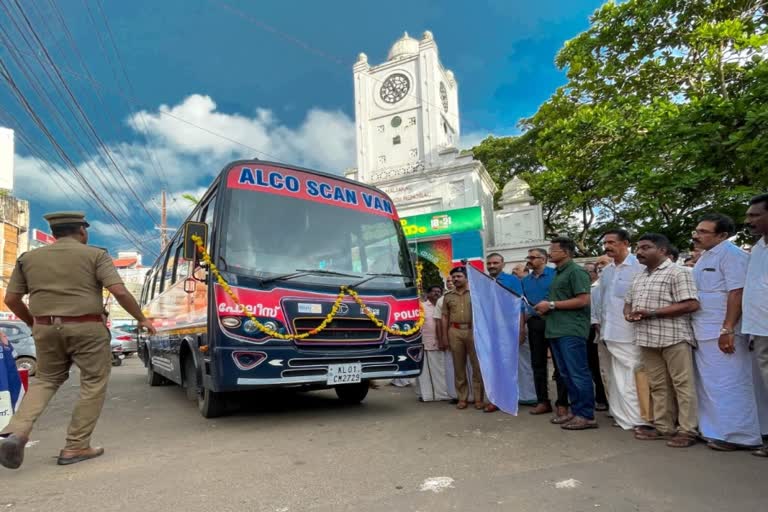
548,301,556,311
720,327,735,335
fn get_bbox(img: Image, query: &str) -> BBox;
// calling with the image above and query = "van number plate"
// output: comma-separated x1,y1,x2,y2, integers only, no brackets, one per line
326,362,362,385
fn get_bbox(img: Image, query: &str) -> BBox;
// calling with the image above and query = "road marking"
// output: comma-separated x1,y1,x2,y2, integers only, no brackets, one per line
555,478,582,489
419,477,454,493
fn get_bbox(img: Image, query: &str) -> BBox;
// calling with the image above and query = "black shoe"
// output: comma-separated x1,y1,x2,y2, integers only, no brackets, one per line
449,398,459,404
0,434,27,470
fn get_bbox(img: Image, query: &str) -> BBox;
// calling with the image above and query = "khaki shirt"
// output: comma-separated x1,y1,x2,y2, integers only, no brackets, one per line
7,238,123,316
442,288,472,324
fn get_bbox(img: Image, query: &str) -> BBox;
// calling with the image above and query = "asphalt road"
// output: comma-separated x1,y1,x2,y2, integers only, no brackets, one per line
2,358,764,512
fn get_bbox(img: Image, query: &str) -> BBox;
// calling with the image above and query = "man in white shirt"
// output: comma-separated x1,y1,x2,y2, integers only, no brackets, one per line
691,213,761,451
416,285,450,402
743,193,768,457
596,229,651,431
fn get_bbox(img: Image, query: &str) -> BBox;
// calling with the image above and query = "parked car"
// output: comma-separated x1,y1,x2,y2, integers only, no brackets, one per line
0,320,36,376
111,328,138,356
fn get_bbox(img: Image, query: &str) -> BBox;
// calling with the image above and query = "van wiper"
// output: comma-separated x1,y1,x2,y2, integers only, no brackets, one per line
260,269,362,285
349,272,410,288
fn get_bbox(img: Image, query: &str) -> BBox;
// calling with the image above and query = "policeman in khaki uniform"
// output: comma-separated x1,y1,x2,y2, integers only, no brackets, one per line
0,212,155,470
440,266,485,410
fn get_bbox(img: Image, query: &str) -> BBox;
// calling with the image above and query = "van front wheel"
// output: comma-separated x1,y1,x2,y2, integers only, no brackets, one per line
335,382,369,404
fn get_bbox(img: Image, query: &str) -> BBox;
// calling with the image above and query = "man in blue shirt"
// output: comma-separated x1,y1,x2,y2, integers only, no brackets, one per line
522,248,568,416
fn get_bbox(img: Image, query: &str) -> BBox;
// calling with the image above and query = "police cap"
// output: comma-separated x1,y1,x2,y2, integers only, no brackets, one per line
43,211,91,228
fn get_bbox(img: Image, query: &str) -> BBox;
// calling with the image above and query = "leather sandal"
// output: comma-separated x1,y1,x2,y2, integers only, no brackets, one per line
706,440,755,452
634,428,671,441
561,416,599,430
474,401,485,410
752,446,768,458
529,402,553,415
666,434,697,448
456,401,468,410
57,446,105,466
483,404,499,413
550,413,574,425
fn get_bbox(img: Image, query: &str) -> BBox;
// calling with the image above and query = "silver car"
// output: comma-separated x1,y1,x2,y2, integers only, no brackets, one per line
111,327,138,355
0,320,36,376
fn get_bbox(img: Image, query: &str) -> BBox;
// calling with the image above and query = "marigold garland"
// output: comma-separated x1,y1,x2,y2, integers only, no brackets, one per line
191,235,424,340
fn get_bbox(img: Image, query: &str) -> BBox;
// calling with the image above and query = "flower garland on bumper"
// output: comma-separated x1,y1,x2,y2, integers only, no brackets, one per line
191,235,424,341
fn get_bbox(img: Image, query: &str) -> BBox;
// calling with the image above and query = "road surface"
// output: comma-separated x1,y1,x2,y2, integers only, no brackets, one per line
2,358,764,512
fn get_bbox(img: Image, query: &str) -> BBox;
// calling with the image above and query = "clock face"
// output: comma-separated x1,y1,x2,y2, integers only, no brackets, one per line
380,73,410,104
440,82,448,112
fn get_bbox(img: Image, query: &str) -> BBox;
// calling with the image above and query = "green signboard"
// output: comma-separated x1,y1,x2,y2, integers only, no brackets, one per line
399,206,484,239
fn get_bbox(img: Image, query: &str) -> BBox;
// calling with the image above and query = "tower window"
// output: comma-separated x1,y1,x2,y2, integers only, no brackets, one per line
377,125,385,133
409,117,416,126
393,136,401,145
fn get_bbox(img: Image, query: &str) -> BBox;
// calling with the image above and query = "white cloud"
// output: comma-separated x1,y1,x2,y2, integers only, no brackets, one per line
12,94,356,255
127,94,355,173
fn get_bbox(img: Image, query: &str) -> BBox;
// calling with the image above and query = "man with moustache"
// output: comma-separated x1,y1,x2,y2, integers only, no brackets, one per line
416,285,450,402
442,267,485,410
595,229,650,431
625,233,700,448
690,213,760,451
742,193,768,457
522,248,568,416
534,238,596,430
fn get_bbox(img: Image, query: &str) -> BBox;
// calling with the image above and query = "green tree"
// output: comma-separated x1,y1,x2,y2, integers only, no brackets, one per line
472,0,768,254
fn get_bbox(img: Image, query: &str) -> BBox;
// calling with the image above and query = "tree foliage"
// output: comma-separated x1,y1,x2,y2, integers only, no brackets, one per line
473,0,768,254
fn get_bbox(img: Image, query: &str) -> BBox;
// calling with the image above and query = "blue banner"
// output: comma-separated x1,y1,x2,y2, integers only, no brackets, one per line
0,344,24,429
467,265,521,415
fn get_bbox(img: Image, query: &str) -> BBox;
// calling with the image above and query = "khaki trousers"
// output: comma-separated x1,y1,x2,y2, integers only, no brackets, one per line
448,327,484,403
640,342,698,436
1,322,111,450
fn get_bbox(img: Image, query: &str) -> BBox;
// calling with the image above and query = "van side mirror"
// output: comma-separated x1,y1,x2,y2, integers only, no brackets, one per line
183,221,209,261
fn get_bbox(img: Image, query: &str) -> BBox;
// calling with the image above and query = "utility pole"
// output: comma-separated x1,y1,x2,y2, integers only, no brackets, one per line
160,190,168,251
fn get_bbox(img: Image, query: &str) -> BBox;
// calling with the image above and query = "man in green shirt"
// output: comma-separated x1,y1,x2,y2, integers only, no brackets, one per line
534,237,596,430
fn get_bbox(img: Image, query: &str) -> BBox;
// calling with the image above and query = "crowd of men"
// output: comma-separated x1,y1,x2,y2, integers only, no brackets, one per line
414,193,768,457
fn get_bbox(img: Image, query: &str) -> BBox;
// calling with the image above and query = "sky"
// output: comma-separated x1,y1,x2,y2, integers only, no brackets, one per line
0,0,604,261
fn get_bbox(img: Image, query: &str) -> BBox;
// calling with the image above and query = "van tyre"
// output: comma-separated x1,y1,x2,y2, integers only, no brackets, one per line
335,382,369,404
183,356,200,402
198,387,227,418
147,361,165,386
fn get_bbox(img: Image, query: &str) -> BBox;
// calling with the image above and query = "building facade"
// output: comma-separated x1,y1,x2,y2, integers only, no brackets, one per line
350,32,545,281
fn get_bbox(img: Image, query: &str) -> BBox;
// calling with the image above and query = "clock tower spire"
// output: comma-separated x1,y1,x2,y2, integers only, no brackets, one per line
352,31,460,183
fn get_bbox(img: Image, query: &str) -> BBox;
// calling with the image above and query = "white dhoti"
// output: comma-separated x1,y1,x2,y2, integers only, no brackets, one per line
416,350,450,402
605,340,648,430
444,350,457,399
517,339,537,403
695,336,762,446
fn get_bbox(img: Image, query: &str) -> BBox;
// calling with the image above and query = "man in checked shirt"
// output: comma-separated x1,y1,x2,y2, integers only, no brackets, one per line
624,233,701,448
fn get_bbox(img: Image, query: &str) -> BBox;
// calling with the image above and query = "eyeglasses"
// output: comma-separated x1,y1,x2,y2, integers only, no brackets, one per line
525,256,543,261
692,229,717,236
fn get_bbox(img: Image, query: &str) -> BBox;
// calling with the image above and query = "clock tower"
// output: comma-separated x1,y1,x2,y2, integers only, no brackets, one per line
352,31,460,183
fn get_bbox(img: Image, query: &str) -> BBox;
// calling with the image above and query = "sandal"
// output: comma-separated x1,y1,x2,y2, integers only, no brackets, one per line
561,416,599,430
474,402,485,410
456,401,468,410
634,428,670,441
666,433,697,448
752,446,768,458
595,403,609,412
550,414,574,425
706,440,755,452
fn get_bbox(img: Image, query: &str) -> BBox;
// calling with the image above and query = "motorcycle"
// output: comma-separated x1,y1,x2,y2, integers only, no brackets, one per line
111,340,125,367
